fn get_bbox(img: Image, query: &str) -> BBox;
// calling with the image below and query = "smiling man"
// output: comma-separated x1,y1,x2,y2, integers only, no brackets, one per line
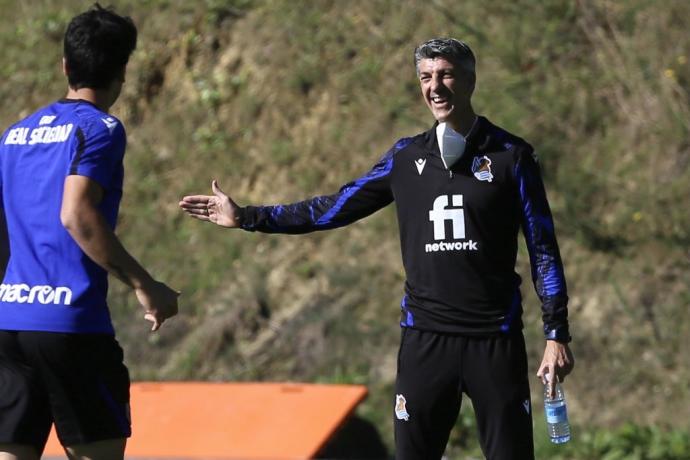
180,38,573,460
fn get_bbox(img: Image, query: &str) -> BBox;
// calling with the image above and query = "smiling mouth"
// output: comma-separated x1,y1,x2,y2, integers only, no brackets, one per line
431,96,451,107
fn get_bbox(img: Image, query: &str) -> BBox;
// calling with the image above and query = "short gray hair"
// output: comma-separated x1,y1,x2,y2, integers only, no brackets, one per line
414,38,475,76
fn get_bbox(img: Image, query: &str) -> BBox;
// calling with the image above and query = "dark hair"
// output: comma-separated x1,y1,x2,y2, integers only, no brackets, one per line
63,3,137,89
414,38,475,77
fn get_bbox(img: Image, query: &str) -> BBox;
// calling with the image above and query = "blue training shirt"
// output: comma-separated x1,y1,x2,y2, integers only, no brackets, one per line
0,99,125,334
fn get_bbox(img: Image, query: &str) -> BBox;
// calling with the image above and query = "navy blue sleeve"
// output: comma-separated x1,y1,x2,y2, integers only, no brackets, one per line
514,147,570,342
239,138,411,234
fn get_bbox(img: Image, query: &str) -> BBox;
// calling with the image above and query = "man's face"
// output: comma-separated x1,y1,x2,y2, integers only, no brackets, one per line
418,57,473,124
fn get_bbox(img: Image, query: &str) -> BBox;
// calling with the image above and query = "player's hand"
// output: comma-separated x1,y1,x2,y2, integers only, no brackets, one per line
135,280,180,331
179,180,240,228
537,341,574,398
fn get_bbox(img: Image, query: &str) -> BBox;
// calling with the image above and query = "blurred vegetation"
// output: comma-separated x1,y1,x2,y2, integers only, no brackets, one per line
1,0,689,457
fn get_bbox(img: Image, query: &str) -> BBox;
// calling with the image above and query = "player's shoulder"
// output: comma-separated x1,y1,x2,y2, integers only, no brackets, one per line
387,128,433,158
477,117,536,168
1,102,66,146
374,132,423,165
68,102,124,140
392,135,420,154
2,102,52,133
482,118,533,153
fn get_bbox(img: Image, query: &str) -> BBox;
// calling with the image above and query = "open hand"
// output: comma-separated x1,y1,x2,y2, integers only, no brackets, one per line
179,180,240,228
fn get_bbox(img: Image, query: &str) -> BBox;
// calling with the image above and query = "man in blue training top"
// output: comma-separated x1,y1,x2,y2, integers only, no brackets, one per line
0,5,179,460
180,38,574,459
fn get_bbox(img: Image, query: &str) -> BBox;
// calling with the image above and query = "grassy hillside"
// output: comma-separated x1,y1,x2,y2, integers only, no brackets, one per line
1,0,689,457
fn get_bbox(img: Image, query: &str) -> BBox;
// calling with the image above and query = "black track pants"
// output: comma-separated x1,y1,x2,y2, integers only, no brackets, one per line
393,328,534,460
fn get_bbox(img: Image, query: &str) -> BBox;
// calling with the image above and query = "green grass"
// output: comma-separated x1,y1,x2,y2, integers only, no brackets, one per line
535,422,690,460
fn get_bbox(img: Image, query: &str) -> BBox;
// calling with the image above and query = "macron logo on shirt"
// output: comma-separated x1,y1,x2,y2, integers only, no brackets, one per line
101,117,118,134
0,283,73,305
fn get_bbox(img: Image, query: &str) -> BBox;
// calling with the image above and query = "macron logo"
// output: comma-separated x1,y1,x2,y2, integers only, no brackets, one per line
0,283,73,305
425,194,479,253
101,117,118,134
415,158,426,175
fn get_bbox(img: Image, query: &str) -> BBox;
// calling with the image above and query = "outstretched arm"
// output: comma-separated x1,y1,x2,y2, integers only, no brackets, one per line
180,140,407,234
61,175,179,331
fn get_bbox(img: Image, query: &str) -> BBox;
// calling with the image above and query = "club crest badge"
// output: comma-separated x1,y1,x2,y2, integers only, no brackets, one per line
472,155,493,182
395,394,410,421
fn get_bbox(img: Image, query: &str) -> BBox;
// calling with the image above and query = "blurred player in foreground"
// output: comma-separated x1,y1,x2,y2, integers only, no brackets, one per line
0,4,178,460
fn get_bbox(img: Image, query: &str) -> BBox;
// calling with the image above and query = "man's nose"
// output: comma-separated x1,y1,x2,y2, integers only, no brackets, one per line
430,75,442,92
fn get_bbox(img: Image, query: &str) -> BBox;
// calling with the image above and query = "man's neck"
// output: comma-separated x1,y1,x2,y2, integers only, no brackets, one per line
445,107,477,137
65,87,111,112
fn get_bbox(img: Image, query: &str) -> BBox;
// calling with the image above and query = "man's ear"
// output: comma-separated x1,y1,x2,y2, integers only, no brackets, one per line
62,57,68,76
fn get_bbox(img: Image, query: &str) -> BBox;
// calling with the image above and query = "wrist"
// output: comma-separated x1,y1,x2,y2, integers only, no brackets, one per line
235,206,246,228
131,272,155,291
544,326,571,343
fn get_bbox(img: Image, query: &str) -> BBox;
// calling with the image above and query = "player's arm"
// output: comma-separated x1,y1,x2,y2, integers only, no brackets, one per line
240,150,395,233
61,175,178,331
180,141,404,233
514,146,574,394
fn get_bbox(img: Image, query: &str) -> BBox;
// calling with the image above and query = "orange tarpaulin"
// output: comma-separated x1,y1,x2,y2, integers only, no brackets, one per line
43,382,368,459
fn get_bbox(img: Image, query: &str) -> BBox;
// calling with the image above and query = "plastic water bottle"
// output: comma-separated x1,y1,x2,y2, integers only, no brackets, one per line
544,376,571,444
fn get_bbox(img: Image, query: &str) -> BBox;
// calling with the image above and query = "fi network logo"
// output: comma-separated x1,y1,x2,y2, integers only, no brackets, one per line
426,195,478,252
429,195,465,240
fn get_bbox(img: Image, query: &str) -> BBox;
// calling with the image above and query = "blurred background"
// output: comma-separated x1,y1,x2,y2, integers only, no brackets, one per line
1,0,689,458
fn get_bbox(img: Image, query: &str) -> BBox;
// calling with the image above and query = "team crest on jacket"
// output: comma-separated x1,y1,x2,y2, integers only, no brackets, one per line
472,155,493,182
395,394,410,421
